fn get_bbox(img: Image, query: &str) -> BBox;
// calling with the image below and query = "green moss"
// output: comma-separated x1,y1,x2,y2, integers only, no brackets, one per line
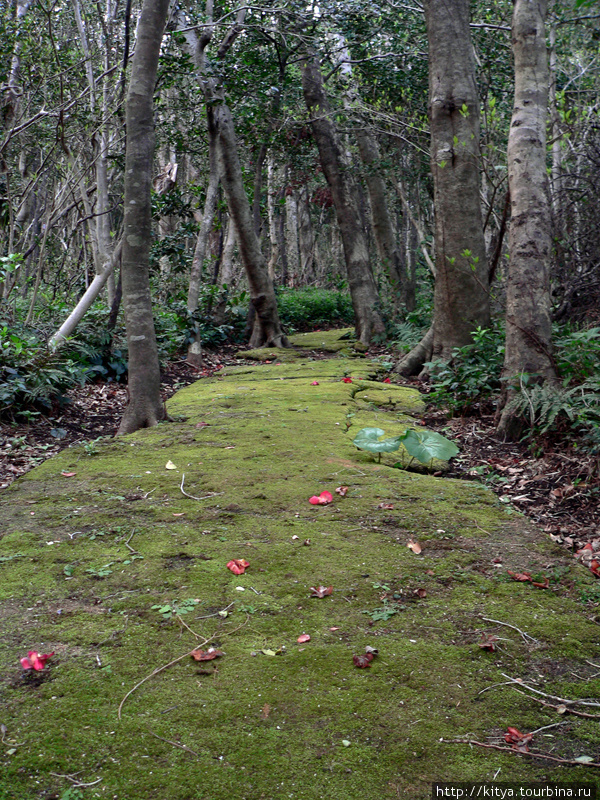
1,346,600,798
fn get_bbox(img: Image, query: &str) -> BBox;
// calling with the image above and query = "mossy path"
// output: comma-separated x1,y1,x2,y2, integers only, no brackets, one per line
1,330,599,799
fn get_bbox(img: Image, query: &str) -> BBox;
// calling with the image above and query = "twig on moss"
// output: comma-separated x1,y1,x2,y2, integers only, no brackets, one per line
50,772,103,787
501,673,600,708
117,619,248,719
124,528,137,553
509,686,600,719
480,616,539,644
180,474,223,501
445,739,600,768
149,730,199,756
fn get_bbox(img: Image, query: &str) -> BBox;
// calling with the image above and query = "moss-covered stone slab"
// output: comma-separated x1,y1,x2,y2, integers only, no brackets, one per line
1,350,599,799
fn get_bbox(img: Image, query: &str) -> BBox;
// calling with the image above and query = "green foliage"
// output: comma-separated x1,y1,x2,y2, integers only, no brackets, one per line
0,321,98,419
426,326,505,414
554,326,600,383
506,378,600,451
151,598,201,620
275,288,354,332
352,426,459,465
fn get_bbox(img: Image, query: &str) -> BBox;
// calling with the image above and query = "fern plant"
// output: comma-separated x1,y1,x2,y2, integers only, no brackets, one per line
507,380,600,437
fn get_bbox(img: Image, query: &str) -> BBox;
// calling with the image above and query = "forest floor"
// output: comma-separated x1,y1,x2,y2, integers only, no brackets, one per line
1,330,600,799
2,339,598,571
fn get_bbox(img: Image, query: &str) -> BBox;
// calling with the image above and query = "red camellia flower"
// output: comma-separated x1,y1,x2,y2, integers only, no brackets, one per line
383,378,391,383
308,491,333,505
20,651,54,671
342,377,353,383
226,559,250,575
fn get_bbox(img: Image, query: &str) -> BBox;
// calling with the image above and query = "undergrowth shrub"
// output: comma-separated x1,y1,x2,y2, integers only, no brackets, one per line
426,325,505,415
0,323,97,419
275,287,354,332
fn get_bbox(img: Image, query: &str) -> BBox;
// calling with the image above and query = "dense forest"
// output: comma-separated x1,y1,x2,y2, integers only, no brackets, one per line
1,0,600,443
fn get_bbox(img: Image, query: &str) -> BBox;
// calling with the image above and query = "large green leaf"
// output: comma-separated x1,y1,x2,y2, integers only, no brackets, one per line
352,427,402,454
401,429,459,464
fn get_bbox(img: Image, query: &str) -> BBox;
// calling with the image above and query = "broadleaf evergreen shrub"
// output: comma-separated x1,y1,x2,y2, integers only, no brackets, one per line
274,288,354,332
426,325,505,415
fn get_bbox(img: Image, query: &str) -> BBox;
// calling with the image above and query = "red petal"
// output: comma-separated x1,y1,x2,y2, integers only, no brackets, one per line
383,378,391,383
319,491,333,504
342,377,353,383
227,559,249,575
335,486,349,496
310,381,319,385
310,585,333,598
20,657,33,670
309,495,321,505
297,634,311,643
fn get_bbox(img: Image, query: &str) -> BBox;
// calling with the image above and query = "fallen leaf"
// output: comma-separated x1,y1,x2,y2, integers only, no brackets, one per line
329,626,340,631
413,588,427,599
335,486,349,497
191,647,224,662
20,651,54,671
303,539,311,546
507,571,532,582
291,535,300,540
377,502,394,510
261,703,271,719
407,538,422,555
574,755,594,764
478,633,499,652
310,585,333,598
61,472,76,478
227,559,250,575
557,704,567,715
261,649,277,657
342,739,351,746
195,422,210,428
531,577,550,589
165,460,177,470
365,646,378,656
504,727,533,751
172,513,185,517
297,634,311,643
308,491,333,506
353,653,374,668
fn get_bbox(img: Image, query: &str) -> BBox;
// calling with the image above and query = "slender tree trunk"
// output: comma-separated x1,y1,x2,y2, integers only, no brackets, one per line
425,0,489,363
174,2,287,349
302,56,385,345
355,129,408,311
497,0,557,439
297,185,315,282
117,0,170,435
188,136,219,313
266,154,281,281
208,104,287,347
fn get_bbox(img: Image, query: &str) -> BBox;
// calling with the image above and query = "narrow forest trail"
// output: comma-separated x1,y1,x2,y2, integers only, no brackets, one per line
1,330,600,800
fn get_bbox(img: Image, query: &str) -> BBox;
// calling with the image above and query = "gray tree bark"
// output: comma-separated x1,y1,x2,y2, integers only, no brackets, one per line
302,56,385,345
497,0,557,439
117,0,170,435
426,0,489,361
174,2,287,349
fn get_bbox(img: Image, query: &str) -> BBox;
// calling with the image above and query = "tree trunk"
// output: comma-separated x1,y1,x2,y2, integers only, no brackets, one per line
174,2,287,349
355,129,408,311
117,0,170,435
497,0,557,439
297,185,315,282
186,143,219,365
302,56,385,345
425,0,489,362
208,105,288,348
